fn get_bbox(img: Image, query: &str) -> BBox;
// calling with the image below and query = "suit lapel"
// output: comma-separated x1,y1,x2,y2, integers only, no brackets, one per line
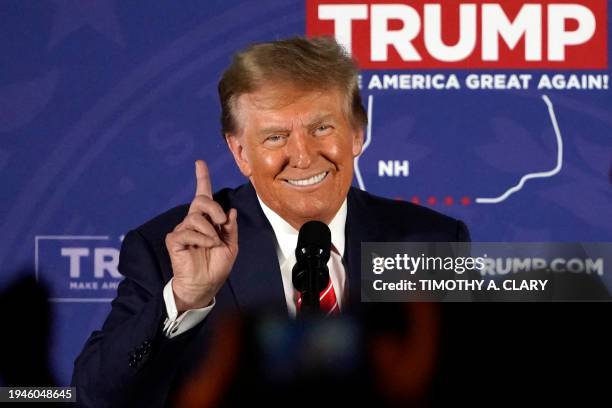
344,187,383,309
227,183,287,313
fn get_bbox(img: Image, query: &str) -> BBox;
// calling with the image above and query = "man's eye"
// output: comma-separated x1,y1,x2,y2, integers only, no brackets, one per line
314,125,332,135
264,135,286,145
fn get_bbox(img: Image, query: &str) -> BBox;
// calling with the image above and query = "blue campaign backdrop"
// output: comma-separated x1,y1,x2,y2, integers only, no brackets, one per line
0,1,610,384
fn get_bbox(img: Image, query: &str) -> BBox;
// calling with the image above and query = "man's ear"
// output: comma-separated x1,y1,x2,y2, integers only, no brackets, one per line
352,128,365,157
225,133,252,177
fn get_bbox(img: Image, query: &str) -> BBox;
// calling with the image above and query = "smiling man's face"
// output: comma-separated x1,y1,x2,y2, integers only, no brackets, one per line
226,84,364,229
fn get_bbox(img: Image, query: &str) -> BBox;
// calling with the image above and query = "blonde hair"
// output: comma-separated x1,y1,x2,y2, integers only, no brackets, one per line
218,36,367,135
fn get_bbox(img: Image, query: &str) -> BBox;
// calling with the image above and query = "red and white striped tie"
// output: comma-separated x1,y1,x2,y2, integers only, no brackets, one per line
296,275,339,316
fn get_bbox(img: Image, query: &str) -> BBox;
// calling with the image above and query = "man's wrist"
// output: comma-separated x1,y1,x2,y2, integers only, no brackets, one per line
171,280,214,313
163,279,215,338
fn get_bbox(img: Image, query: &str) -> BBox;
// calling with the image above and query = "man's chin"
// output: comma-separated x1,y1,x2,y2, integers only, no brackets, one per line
281,203,335,226
260,187,342,226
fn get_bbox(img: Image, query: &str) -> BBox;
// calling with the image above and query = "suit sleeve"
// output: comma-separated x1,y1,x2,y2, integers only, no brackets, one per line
71,229,205,407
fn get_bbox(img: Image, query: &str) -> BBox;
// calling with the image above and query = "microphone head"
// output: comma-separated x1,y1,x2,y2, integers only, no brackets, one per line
296,220,331,262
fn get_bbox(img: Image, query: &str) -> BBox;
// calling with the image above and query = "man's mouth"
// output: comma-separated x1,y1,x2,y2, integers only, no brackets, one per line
285,171,329,187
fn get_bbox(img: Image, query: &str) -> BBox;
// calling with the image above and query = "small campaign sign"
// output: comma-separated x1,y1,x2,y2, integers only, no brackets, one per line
35,235,124,302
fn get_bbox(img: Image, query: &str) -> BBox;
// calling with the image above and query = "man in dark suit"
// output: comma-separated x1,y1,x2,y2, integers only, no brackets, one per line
72,36,469,407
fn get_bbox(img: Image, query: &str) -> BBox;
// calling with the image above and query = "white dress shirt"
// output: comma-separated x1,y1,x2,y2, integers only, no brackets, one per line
162,197,348,338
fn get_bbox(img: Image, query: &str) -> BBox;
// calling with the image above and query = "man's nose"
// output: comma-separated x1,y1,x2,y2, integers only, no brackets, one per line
286,130,314,169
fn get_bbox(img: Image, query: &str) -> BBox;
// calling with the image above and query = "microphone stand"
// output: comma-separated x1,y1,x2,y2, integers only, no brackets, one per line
301,252,321,314
294,246,329,316
292,220,332,318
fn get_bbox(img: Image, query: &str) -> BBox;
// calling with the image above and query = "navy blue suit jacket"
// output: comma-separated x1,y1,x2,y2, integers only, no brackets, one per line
72,183,469,407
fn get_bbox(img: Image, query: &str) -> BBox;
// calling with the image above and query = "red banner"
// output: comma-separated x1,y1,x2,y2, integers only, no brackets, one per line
306,0,607,69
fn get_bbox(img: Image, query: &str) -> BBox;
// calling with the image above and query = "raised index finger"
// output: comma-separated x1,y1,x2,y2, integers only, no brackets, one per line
194,160,213,198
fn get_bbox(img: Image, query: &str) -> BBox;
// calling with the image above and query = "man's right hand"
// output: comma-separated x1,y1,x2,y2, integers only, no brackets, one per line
165,160,238,313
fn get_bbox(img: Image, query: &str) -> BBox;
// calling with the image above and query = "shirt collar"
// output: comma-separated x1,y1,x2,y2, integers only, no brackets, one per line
257,196,347,266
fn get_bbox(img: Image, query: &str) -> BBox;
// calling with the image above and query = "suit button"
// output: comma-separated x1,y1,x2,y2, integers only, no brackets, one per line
129,350,139,367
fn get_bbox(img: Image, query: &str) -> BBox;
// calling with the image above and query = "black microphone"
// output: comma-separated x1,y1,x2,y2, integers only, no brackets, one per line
292,220,331,316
